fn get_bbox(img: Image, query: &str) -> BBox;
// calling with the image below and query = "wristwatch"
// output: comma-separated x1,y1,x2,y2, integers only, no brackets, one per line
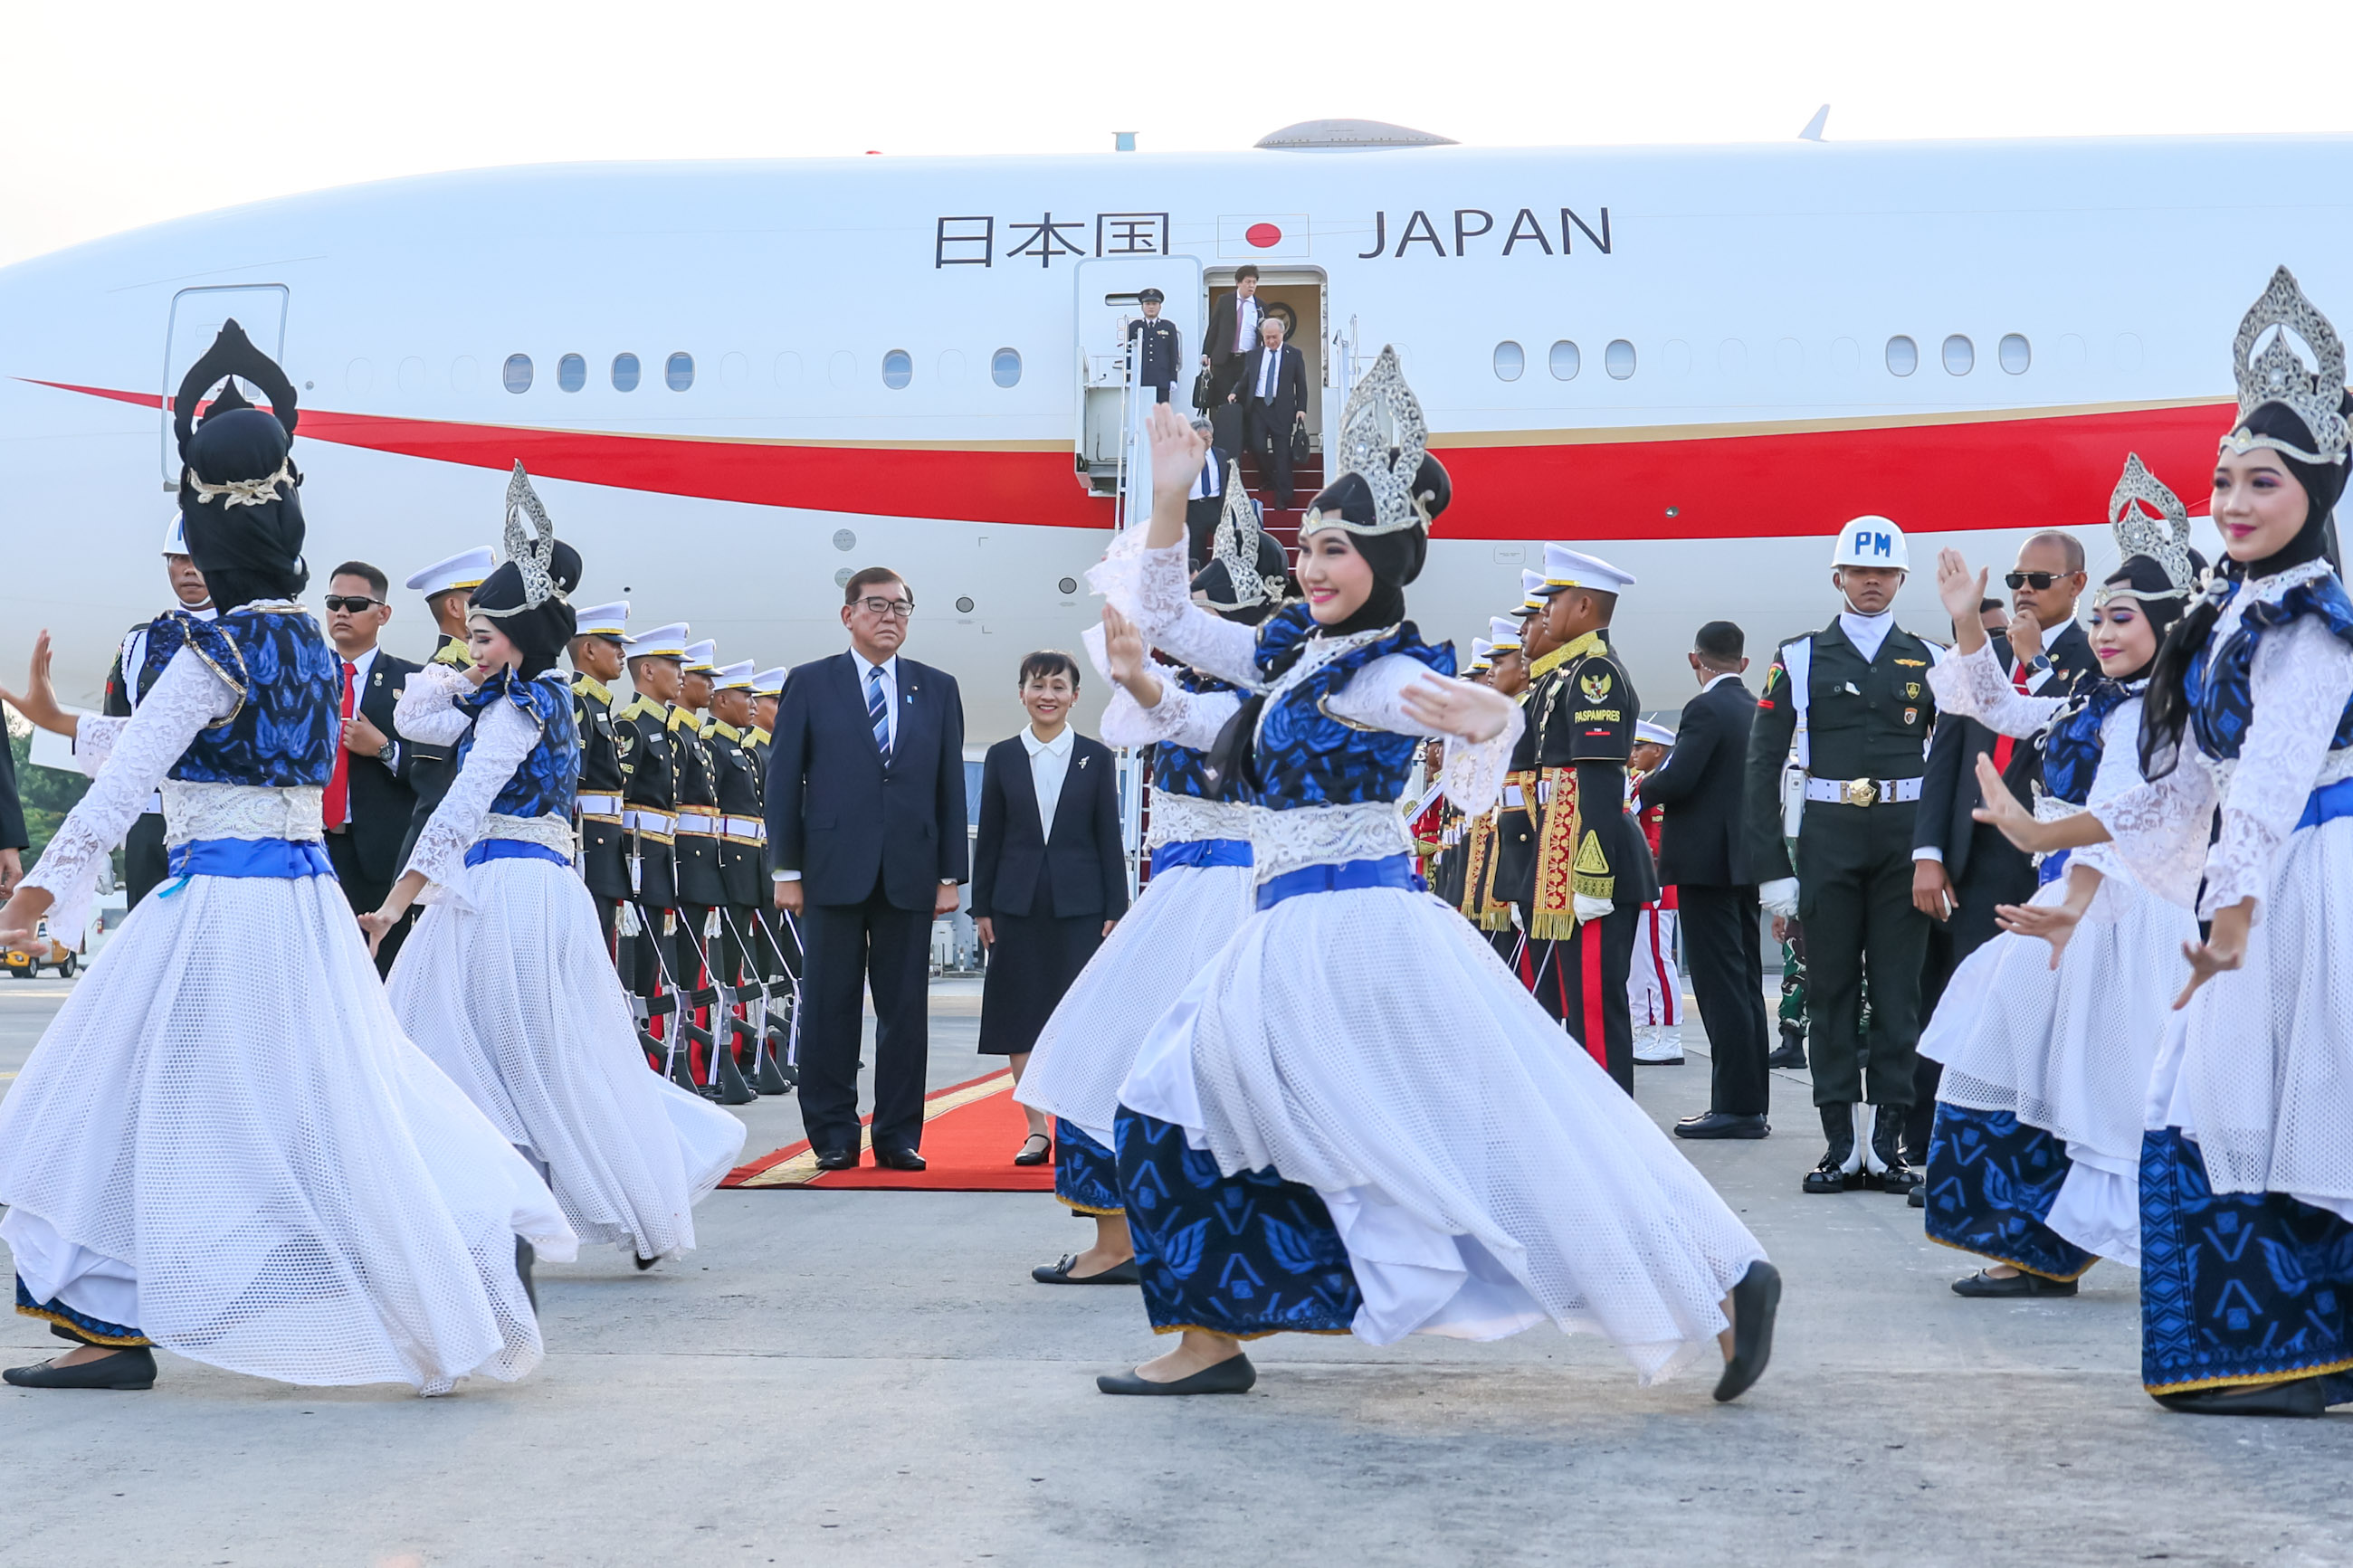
376,741,396,764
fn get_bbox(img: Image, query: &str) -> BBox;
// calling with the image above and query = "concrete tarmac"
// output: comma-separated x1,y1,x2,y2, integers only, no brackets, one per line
5,974,2352,1567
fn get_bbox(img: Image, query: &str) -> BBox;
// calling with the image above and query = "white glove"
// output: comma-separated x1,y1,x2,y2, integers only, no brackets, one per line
1759,877,1800,918
1573,893,1614,923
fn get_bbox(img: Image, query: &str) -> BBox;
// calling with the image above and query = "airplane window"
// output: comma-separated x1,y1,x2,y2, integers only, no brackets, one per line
1548,340,1580,380
1885,336,1919,376
1999,334,2032,374
502,354,533,394
666,352,695,392
557,354,586,393
992,347,1023,388
612,353,641,392
1943,335,1975,375
1058,576,1079,596
882,349,914,390
956,596,976,613
1605,339,1635,380
1492,341,1525,382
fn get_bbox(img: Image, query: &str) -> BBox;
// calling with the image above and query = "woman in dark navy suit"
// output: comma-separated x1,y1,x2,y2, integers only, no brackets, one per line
971,651,1129,1164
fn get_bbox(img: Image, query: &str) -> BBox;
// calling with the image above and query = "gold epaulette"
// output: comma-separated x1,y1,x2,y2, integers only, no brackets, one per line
614,694,662,725
747,727,770,748
571,672,612,704
431,638,472,670
703,718,741,743
664,705,695,734
1529,765,1584,939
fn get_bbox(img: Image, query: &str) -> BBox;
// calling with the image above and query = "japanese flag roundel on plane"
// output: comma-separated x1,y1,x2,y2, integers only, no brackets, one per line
1218,214,1311,258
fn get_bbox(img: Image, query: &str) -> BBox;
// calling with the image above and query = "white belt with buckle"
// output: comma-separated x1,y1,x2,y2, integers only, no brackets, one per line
624,808,675,832
675,812,719,836
722,815,767,841
578,792,623,817
1803,775,1923,807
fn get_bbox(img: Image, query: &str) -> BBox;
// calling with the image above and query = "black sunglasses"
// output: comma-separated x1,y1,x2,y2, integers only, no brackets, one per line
2003,571,2071,591
323,594,382,613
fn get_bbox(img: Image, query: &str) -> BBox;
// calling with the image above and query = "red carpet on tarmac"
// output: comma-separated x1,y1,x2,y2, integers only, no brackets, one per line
723,1070,1057,1192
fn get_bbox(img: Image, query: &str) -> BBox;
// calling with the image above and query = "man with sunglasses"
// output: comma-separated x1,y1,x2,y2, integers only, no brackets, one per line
320,560,425,975
768,568,968,1173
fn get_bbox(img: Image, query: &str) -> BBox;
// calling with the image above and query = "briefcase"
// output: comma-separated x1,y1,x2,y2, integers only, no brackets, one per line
1191,368,1216,410
1290,423,1311,465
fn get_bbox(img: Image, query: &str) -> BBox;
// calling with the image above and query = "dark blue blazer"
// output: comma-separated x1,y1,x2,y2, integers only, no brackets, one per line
969,732,1129,921
766,651,968,910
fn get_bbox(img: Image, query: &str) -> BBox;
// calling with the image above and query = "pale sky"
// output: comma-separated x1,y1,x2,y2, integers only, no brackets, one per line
5,0,2350,270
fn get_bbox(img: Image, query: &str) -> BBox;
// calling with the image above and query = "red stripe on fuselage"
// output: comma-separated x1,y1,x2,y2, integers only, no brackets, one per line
31,379,2229,539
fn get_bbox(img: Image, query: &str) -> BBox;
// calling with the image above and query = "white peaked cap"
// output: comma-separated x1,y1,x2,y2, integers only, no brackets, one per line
1519,568,1556,611
1468,637,1495,669
750,667,788,697
713,660,755,690
1487,615,1525,651
405,546,498,596
573,601,630,639
1635,719,1677,747
1543,545,1636,594
162,511,189,555
681,639,719,673
625,622,691,659
1830,515,1910,571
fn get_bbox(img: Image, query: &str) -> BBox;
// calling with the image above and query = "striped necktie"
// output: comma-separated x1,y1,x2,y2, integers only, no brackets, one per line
867,665,891,764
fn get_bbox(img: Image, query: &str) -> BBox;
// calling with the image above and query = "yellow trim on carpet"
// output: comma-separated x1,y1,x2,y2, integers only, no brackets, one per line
736,1071,1016,1188
2143,1355,2353,1397
1924,1230,2100,1283
14,1301,151,1347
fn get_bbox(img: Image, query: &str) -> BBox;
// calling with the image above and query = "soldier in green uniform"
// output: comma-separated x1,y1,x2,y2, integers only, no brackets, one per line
1744,516,1940,1195
706,660,790,1095
669,641,744,1099
567,599,632,960
617,622,691,1084
395,546,496,871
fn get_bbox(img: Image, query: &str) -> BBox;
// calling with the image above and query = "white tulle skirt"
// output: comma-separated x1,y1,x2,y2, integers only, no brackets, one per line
1120,883,1767,1384
387,853,747,1261
1920,866,2198,1264
0,868,576,1392
1015,860,1257,1147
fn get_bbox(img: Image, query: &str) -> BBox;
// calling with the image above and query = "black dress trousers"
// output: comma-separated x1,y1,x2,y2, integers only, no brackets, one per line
1679,883,1771,1117
1796,801,1930,1109
797,871,934,1158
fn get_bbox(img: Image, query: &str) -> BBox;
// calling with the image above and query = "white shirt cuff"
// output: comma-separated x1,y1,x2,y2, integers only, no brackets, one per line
1911,847,1944,863
773,870,801,882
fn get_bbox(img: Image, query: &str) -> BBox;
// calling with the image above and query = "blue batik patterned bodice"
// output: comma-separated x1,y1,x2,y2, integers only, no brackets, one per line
457,670,580,819
2186,573,2353,762
140,605,339,786
2039,679,2140,806
1249,605,1453,812
1152,668,1238,801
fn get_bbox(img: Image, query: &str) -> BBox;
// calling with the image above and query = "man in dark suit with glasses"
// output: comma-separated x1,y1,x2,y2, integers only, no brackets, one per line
320,561,425,975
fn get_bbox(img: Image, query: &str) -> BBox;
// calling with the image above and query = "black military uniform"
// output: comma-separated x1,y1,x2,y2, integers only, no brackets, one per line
572,670,628,954
395,632,474,871
1495,644,1559,981
1745,602,1942,1193
1126,292,1183,404
615,689,683,1069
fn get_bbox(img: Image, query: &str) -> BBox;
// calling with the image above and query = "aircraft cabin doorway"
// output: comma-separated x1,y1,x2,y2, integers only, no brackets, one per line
1202,266,1326,537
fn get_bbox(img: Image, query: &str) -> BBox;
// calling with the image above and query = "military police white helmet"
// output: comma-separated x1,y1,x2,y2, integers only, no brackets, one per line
1830,515,1910,572
162,510,189,555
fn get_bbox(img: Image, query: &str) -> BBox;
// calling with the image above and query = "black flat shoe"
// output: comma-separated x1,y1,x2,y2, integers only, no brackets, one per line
1098,1352,1256,1395
1713,1260,1781,1403
1675,1112,1770,1140
1034,1253,1140,1285
873,1145,927,1173
3,1347,157,1391
1014,1133,1052,1167
2157,1377,2329,1418
634,1253,661,1272
812,1147,859,1172
516,1237,538,1312
1908,1187,1926,1209
1951,1269,2077,1298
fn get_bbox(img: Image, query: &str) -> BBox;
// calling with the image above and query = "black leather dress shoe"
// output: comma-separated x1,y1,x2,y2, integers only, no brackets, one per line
1713,1259,1781,1402
1675,1112,1770,1140
2156,1377,2330,1418
873,1145,927,1172
1951,1269,2078,1297
1034,1253,1140,1285
812,1147,859,1172
3,1346,157,1390
1098,1352,1256,1395
1013,1133,1052,1167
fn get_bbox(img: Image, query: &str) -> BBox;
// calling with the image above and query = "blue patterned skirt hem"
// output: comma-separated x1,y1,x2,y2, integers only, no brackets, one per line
1113,1107,1361,1339
15,1276,148,1346
1054,1118,1125,1215
1922,1104,2098,1281
2139,1128,2353,1399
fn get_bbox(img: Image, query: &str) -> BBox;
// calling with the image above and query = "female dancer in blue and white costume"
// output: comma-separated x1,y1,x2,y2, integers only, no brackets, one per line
361,466,746,1272
1015,469,1278,1286
1089,356,1778,1399
0,327,573,1393
1976,268,2353,1417
1914,456,2204,1294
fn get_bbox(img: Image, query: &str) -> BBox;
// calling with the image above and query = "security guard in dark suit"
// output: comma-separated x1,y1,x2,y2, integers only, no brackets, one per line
617,622,691,1082
1126,288,1183,404
568,600,632,959
1744,516,1941,1196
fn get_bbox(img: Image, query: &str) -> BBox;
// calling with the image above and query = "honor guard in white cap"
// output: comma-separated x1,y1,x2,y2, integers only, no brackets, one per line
394,544,500,875
1744,514,1941,1194
97,511,221,908
1626,717,1683,1067
740,663,800,1077
1466,637,1495,675
568,600,632,955
667,641,748,1099
699,660,791,1095
617,622,694,1084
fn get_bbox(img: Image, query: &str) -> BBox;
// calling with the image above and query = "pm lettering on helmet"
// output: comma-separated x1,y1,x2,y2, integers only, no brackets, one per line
1854,528,1891,558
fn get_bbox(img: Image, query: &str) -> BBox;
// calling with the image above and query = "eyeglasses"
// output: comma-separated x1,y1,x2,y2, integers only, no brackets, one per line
323,595,381,613
2003,571,2072,591
854,597,915,619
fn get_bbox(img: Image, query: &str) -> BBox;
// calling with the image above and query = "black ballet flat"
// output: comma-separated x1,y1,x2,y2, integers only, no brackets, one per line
3,1346,157,1391
1014,1133,1053,1167
1033,1253,1140,1286
2156,1377,2329,1419
634,1253,661,1272
516,1237,538,1312
1952,1269,2077,1298
1713,1260,1781,1403
1098,1352,1256,1395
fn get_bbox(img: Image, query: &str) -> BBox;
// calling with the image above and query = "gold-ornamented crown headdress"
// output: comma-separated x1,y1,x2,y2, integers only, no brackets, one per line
1302,345,1431,538
1208,461,1287,607
2095,452,2196,608
2223,266,2350,467
479,461,564,617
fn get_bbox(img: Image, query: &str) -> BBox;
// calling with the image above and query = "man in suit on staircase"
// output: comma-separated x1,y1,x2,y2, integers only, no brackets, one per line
1202,263,1264,407
1238,316,1309,508
768,567,969,1172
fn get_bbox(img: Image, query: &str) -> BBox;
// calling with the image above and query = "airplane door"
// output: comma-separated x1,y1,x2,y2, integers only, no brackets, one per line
1073,256,1201,502
161,285,289,484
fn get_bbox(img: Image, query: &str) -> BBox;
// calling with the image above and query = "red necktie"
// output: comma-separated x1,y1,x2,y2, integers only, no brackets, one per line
1989,655,2033,774
326,660,355,827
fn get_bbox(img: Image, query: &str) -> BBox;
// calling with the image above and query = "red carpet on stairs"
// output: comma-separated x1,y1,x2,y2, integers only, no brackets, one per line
723,1070,1057,1192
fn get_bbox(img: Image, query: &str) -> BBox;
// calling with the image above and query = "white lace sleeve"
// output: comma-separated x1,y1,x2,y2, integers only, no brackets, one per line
2201,615,2353,920
2086,762,2215,911
1925,640,2066,738
67,715,129,776
2068,698,2153,889
23,650,237,939
404,697,542,908
394,662,474,746
1126,541,1264,688
1101,681,1242,751
1326,655,1524,815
